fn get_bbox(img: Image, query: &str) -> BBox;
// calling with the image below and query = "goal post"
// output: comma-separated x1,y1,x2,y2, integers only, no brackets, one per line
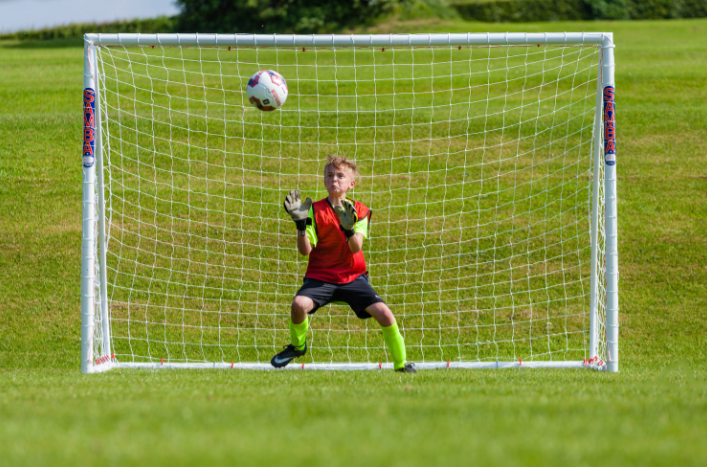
80,32,618,373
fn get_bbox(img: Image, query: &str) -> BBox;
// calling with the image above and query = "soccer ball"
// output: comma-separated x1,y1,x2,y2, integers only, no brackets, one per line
246,70,288,111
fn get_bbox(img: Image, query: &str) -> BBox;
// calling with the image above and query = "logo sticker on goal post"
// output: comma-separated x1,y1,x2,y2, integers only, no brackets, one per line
83,88,96,168
603,86,616,166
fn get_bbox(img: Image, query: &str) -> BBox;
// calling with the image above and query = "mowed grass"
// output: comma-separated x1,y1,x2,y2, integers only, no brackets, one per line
1,17,706,466
1,367,706,467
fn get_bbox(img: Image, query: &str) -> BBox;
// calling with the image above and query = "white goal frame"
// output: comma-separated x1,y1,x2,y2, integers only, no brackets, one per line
80,32,619,373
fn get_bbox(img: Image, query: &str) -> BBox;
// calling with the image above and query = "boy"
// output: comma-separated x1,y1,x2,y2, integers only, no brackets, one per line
271,155,416,373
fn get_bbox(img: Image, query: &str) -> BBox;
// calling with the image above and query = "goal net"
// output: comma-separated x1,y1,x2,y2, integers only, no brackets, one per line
80,33,619,372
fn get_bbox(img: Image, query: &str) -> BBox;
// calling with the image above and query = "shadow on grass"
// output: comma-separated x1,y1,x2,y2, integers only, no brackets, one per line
0,38,84,49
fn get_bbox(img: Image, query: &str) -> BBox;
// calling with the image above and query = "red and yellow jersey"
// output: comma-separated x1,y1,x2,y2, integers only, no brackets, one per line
304,198,372,284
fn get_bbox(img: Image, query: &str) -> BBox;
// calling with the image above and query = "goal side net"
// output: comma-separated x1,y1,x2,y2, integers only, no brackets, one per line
80,33,619,373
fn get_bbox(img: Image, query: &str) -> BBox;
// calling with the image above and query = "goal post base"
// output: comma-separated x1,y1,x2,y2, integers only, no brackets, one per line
84,362,116,374
105,361,602,371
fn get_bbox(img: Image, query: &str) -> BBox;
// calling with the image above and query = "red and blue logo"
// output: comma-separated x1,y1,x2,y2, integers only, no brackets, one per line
83,88,96,168
267,70,287,90
247,73,261,87
603,86,616,166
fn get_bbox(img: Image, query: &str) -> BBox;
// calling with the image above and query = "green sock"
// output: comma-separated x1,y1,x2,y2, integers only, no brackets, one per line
381,321,406,370
290,317,308,351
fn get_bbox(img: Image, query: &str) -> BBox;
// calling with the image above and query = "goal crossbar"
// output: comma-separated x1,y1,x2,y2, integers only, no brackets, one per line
85,32,609,48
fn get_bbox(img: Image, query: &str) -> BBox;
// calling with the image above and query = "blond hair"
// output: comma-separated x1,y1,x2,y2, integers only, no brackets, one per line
323,154,360,179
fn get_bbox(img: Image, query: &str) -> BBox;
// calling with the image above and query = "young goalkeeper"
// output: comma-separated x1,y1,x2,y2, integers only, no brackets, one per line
271,155,416,373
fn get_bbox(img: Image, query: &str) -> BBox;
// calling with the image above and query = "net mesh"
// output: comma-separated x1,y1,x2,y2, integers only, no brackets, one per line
94,38,606,366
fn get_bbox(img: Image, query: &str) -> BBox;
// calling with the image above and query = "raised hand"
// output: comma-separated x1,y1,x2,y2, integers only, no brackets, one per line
333,199,358,238
283,190,313,232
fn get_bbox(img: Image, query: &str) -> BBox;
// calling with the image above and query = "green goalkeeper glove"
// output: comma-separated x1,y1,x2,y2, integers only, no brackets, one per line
283,190,313,234
333,200,358,240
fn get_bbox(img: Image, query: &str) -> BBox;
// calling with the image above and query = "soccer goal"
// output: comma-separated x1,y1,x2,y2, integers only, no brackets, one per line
80,33,618,373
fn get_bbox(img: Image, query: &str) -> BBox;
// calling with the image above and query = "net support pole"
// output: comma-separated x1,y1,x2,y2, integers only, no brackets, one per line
91,44,112,362
80,41,97,373
602,34,619,373
588,54,603,362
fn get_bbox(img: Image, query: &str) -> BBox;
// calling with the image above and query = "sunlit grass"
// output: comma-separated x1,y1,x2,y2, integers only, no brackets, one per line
0,17,706,467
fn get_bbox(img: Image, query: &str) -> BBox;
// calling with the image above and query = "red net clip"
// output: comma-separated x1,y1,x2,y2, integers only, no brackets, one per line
231,362,234,369
519,358,522,366
160,358,164,365
447,361,450,368
379,363,382,369
111,353,115,360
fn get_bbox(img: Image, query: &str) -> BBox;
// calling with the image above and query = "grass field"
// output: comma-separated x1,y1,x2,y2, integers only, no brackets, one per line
1,17,706,466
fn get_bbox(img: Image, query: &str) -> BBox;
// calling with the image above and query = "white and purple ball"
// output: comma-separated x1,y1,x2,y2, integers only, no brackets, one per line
246,70,288,111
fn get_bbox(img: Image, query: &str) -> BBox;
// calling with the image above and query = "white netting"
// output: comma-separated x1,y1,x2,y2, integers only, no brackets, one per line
595,127,608,364
91,195,108,365
94,37,606,366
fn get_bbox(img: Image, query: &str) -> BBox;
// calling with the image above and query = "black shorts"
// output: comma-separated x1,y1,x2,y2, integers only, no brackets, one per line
295,274,385,319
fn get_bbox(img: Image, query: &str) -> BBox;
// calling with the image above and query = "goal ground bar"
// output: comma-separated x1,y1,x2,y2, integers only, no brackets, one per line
85,361,595,373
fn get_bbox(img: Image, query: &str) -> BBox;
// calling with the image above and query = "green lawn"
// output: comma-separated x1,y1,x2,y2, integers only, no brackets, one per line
1,17,706,466
1,367,705,467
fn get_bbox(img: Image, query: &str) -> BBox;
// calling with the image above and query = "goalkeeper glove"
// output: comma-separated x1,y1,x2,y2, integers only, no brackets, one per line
283,190,313,235
333,200,358,240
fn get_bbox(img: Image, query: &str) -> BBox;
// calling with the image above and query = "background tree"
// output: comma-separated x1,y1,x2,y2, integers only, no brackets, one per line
175,0,400,34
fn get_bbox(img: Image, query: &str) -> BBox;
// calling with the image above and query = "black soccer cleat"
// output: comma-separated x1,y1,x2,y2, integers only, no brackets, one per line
395,362,417,373
270,343,307,368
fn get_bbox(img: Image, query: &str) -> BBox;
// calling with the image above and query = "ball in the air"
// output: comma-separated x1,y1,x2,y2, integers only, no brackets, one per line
246,70,288,111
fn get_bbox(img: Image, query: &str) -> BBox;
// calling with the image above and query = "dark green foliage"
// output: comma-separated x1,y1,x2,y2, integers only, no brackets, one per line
453,0,590,22
585,0,632,20
394,0,463,20
0,16,177,41
452,0,707,22
680,0,707,17
5,0,707,43
174,0,398,34
0,0,400,42
587,0,707,20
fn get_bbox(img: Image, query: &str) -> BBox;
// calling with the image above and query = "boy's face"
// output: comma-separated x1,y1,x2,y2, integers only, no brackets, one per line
324,164,355,196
